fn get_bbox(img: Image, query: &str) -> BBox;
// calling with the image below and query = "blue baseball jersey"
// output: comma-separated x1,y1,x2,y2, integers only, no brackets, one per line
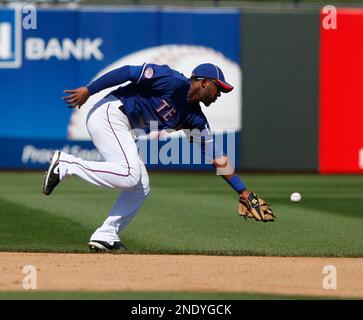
87,63,224,159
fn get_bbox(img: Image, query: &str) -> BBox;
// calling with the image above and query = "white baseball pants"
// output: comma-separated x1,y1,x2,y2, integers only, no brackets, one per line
58,95,150,243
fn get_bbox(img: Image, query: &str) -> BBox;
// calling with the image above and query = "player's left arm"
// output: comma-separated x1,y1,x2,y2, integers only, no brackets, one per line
185,117,249,201
212,155,249,201
188,115,275,221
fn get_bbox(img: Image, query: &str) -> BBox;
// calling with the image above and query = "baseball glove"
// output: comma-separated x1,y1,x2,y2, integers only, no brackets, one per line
238,192,276,222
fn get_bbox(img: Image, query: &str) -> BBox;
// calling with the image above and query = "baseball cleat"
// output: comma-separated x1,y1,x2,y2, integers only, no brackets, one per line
88,240,127,253
43,150,61,196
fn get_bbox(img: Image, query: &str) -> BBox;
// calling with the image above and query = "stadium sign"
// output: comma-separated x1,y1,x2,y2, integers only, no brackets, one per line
0,7,104,68
0,8,21,68
25,38,103,60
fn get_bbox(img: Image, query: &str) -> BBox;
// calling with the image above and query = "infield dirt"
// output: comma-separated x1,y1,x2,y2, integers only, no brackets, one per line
0,253,362,298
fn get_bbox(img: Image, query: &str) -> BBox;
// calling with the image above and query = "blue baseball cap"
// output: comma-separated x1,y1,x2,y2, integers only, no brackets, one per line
191,63,233,93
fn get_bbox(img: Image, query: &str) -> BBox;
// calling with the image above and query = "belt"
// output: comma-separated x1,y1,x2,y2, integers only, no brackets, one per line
104,93,127,119
118,104,131,130
119,105,126,114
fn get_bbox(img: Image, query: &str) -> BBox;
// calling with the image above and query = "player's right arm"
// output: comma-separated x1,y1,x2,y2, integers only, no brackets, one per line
63,65,144,109
63,87,90,109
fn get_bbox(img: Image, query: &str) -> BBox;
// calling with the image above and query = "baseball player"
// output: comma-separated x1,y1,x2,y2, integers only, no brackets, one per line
43,63,275,253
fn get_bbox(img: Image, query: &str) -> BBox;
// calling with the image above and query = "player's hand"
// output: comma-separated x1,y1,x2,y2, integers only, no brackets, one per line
63,87,90,109
239,190,249,201
238,192,276,222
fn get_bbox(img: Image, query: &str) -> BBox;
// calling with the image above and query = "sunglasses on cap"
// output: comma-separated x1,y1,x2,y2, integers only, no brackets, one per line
195,77,222,92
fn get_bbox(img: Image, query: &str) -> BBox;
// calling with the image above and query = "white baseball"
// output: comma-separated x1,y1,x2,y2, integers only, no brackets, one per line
290,192,302,202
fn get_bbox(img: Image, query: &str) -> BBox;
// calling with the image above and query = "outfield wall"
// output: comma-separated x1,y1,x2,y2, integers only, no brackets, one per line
0,6,362,173
319,8,363,173
241,12,319,171
0,7,241,170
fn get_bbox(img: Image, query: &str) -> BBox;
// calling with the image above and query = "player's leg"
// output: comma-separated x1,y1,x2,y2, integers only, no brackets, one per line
43,95,150,252
44,96,142,194
89,161,149,250
61,99,141,189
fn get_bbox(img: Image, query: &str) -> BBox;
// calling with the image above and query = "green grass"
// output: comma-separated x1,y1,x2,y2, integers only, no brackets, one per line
0,291,333,300
0,172,363,257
